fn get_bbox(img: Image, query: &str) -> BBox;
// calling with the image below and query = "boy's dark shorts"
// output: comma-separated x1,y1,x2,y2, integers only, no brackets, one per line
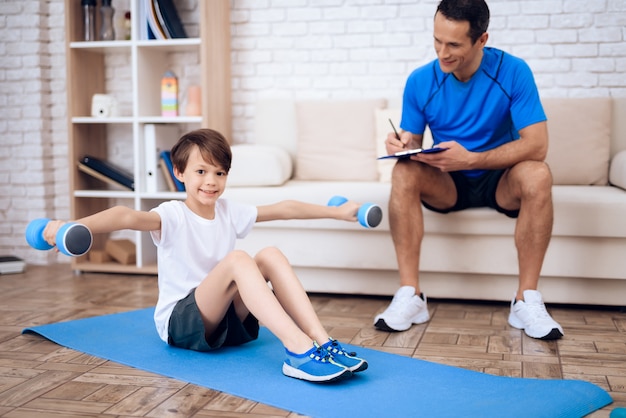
422,169,520,219
167,288,259,352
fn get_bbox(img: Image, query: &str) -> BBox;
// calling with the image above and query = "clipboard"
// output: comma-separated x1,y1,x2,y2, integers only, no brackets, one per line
377,147,447,160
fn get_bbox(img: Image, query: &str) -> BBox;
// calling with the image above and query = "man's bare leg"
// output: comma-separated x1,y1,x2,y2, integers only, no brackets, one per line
497,161,562,339
495,161,553,300
375,160,455,331
388,160,456,293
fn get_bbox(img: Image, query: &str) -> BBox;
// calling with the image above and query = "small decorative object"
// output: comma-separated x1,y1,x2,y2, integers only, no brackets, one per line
124,11,131,40
91,94,119,118
81,0,96,41
99,0,115,41
161,71,179,117
185,85,201,116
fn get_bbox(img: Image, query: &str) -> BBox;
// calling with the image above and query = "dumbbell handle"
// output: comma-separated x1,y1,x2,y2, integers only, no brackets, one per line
25,218,93,257
327,196,383,228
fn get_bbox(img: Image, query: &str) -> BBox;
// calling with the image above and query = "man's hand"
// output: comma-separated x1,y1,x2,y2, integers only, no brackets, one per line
411,141,476,172
385,130,420,155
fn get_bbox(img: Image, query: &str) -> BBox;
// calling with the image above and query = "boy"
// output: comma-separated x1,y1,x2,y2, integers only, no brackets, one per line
44,128,368,383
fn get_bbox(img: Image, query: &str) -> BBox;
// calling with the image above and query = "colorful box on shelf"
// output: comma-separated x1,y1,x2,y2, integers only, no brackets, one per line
161,71,178,117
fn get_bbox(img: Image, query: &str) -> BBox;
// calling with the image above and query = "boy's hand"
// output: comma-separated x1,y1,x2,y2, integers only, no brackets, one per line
43,220,66,247
335,200,361,222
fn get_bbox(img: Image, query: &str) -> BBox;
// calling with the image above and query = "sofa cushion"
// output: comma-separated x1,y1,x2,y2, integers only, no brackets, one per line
374,107,400,183
609,150,626,191
254,99,298,160
543,98,611,185
228,144,292,187
294,99,387,181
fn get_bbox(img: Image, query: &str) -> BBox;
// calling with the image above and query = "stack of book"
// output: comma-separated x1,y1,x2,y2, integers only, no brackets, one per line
159,151,185,192
78,156,135,191
144,124,185,192
77,125,186,193
139,0,187,40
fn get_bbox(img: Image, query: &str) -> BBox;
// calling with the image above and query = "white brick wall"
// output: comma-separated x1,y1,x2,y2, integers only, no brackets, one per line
1,0,625,265
230,0,626,142
0,0,68,265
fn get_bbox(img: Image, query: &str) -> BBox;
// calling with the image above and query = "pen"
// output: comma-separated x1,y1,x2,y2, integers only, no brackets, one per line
388,118,400,140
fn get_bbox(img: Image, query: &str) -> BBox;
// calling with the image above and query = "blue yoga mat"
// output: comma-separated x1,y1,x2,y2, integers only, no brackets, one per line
23,308,612,418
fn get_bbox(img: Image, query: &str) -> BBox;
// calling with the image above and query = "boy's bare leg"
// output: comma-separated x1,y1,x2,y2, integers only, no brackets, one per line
253,247,330,344
194,250,313,354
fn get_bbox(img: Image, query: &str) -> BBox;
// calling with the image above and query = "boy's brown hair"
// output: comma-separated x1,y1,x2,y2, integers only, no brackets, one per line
170,128,232,174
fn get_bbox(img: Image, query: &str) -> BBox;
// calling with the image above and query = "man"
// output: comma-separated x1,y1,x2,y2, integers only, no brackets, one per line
375,0,563,340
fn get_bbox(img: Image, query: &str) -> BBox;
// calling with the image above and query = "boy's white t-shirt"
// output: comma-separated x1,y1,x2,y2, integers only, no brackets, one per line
150,199,257,342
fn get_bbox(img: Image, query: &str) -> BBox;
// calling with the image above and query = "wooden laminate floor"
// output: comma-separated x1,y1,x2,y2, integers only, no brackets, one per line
0,264,624,417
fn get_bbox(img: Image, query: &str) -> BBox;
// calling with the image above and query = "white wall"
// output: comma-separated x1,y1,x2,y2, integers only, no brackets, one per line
228,0,626,142
1,0,625,265
0,0,68,265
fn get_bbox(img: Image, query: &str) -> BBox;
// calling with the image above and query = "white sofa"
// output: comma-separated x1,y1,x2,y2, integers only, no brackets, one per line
223,97,626,306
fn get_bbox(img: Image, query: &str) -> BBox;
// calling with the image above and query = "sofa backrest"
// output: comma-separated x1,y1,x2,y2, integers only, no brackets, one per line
611,97,626,157
543,98,612,185
254,97,621,186
255,98,387,181
255,99,299,159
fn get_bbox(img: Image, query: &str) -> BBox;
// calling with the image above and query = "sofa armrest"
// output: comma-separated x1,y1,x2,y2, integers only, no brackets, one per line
609,150,626,190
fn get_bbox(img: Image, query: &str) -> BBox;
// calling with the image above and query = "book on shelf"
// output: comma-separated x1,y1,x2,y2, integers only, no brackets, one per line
155,0,187,38
160,150,185,192
78,155,135,191
138,0,148,40
0,256,25,274
146,0,166,39
142,0,187,40
144,124,179,192
158,158,177,191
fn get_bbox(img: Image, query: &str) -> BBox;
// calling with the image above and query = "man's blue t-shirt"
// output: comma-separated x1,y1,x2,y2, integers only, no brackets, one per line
400,47,546,177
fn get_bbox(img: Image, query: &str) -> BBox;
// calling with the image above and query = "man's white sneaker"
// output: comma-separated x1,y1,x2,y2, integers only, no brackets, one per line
508,290,564,340
374,286,430,332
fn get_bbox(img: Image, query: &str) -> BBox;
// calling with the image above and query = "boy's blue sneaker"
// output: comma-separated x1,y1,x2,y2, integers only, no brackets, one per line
321,338,368,373
283,343,352,383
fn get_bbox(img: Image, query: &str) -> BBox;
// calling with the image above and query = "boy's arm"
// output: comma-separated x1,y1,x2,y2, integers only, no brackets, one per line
256,200,359,223
43,206,161,247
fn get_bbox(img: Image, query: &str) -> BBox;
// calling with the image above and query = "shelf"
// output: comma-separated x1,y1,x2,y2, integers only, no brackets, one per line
74,190,136,199
65,0,231,275
69,40,132,51
69,39,201,52
71,116,201,124
74,190,187,200
136,38,201,51
72,261,157,275
72,117,134,124
137,116,202,124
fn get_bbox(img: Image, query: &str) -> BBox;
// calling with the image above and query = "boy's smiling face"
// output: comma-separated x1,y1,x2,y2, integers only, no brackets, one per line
175,145,228,219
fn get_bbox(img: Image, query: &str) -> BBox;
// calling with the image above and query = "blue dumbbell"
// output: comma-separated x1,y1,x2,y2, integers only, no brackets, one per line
25,218,93,257
327,196,383,228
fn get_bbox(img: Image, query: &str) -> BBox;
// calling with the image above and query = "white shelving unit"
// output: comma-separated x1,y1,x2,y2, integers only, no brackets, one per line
63,0,231,274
